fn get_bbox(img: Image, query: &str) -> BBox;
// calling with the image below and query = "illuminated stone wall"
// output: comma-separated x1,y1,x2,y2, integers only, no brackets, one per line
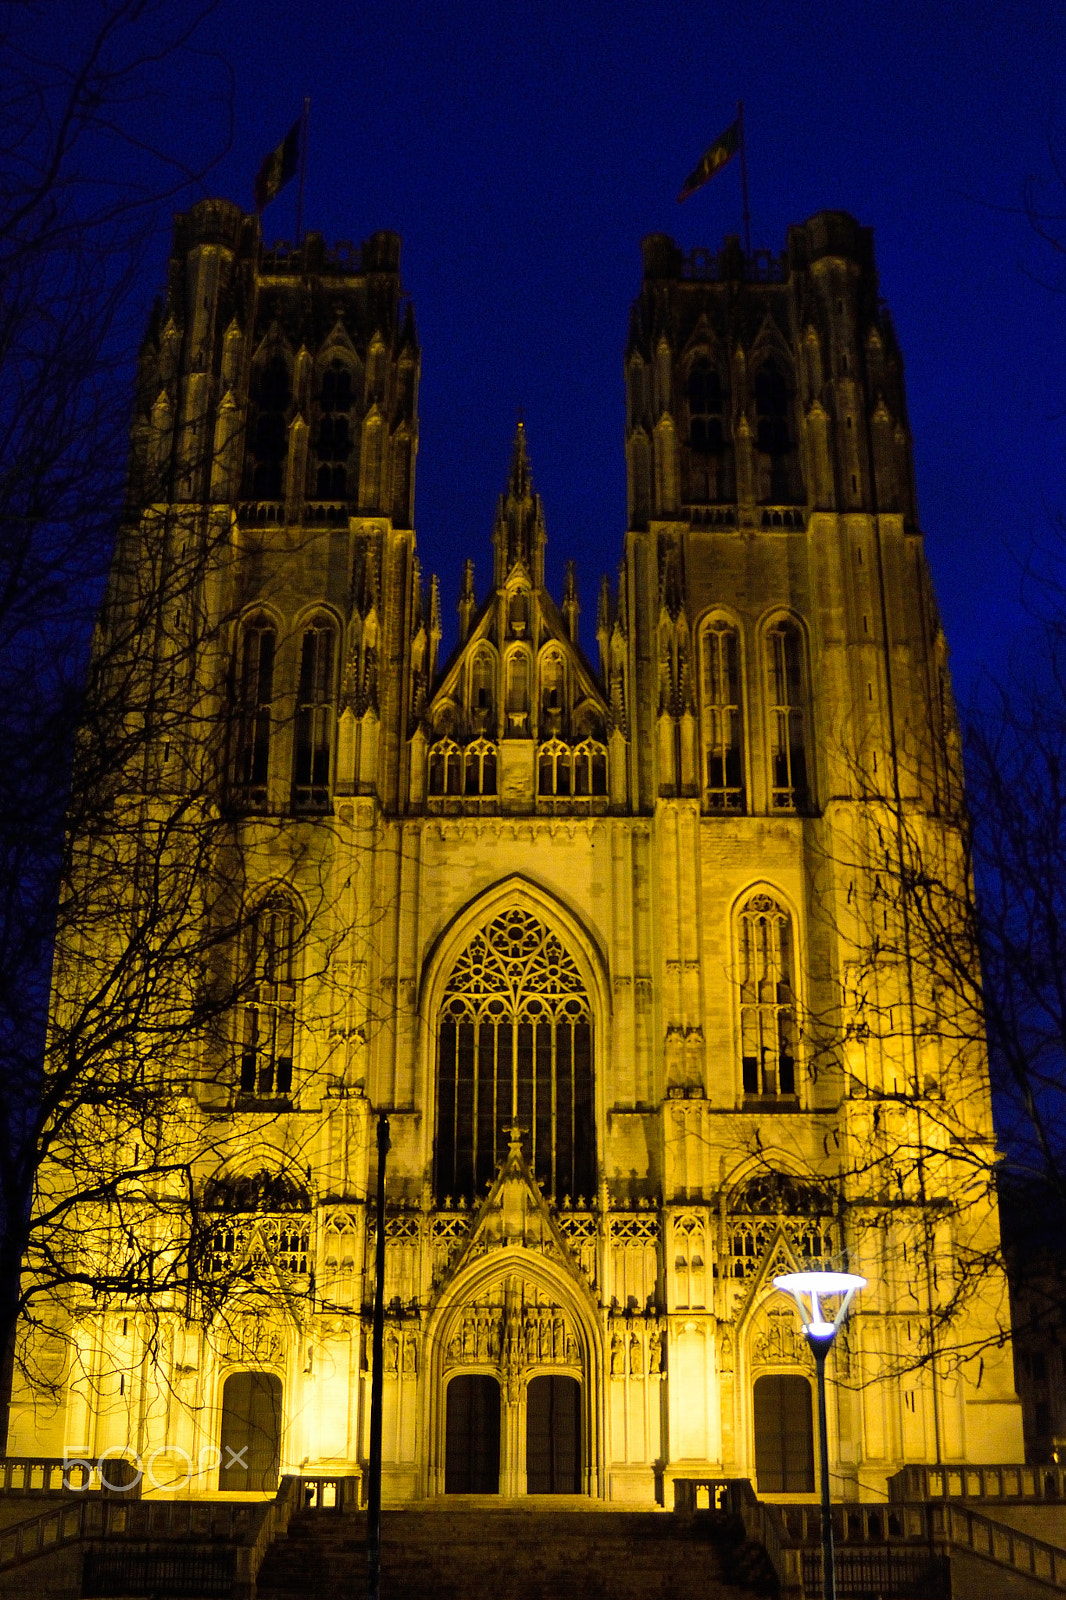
9,200,1024,1502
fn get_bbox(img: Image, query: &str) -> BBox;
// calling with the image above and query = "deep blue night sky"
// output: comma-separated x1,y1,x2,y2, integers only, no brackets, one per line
150,0,1066,690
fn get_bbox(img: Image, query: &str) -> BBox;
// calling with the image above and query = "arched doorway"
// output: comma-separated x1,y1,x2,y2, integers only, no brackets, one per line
753,1373,814,1493
445,1374,501,1493
219,1371,282,1490
526,1374,581,1493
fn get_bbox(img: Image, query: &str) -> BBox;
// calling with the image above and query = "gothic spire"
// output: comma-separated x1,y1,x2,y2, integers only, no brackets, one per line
492,419,546,589
562,560,579,643
458,557,476,642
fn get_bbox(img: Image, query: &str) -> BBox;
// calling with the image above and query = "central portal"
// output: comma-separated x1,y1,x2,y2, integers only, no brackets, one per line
526,1374,581,1493
445,1374,501,1493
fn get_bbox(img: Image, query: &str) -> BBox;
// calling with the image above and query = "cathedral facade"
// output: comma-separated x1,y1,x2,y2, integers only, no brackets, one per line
11,201,1024,1503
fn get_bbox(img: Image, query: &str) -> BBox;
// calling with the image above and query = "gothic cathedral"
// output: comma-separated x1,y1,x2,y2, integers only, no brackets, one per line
11,201,1024,1503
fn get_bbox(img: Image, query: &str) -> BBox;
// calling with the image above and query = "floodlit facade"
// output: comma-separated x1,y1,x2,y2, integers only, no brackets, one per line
11,201,1024,1502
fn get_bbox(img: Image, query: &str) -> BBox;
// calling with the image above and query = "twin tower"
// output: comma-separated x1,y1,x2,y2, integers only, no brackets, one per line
16,199,1022,1503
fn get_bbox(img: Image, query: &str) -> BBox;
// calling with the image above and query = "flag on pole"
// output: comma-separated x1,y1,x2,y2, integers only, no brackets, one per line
254,118,302,213
677,119,740,203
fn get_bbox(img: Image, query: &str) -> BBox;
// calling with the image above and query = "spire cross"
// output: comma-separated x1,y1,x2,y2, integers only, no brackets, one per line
504,1123,527,1155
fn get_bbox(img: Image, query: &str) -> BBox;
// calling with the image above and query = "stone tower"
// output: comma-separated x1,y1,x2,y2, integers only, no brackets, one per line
10,202,1022,1505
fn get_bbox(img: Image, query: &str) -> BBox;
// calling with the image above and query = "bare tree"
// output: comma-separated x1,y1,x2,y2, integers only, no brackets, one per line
0,0,254,1423
731,632,1066,1404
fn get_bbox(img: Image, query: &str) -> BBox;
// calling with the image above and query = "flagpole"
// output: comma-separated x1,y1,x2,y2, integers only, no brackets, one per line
295,97,311,247
738,99,752,258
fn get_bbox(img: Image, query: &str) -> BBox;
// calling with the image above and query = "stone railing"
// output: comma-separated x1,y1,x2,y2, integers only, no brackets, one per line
683,503,807,532
298,1472,362,1511
0,1455,141,1496
0,1471,360,1593
673,1479,804,1597
680,247,786,283
673,1478,1066,1598
927,1499,1066,1591
233,1475,303,1600
891,1461,1066,1504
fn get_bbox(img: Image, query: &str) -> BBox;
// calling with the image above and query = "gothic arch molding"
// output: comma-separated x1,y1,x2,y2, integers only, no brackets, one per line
418,876,610,1023
423,1246,605,1498
416,878,612,1194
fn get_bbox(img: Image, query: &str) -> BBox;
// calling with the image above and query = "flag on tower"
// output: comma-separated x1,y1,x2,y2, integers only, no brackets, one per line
254,117,302,213
677,118,740,203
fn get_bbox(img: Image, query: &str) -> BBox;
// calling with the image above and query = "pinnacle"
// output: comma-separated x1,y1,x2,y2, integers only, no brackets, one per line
508,417,532,500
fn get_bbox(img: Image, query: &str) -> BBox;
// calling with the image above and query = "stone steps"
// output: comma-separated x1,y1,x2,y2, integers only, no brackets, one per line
255,1504,777,1600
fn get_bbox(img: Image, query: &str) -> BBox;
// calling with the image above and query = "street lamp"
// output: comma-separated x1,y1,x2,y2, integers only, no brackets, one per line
772,1270,865,1600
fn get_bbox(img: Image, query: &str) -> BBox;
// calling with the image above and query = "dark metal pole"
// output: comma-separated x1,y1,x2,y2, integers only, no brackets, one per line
737,99,752,258
367,1112,390,1600
295,97,311,247
809,1333,835,1600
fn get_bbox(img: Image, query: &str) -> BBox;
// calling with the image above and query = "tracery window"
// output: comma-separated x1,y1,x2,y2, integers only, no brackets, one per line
687,359,724,454
203,1169,311,1279
754,362,798,502
249,355,290,499
755,363,790,457
540,651,565,735
725,1172,835,1279
435,909,595,1205
428,739,496,800
315,359,352,498
469,652,495,730
506,651,530,730
572,740,607,797
240,900,299,1097
293,619,336,809
538,739,572,797
699,620,743,810
429,739,462,796
234,616,275,807
737,895,798,1099
464,738,497,797
538,739,607,800
766,621,809,811
684,358,732,504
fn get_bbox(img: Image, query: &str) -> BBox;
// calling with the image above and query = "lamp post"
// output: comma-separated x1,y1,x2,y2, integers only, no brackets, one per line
772,1271,865,1600
367,1113,390,1600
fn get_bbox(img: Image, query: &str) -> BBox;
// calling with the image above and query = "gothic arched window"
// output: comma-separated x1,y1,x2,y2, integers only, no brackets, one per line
685,357,732,503
765,620,809,811
429,739,463,796
737,895,798,1100
699,620,743,811
754,363,790,457
464,738,497,797
539,651,565,736
506,650,530,732
435,909,595,1205
293,618,336,810
687,359,724,454
538,738,573,797
249,355,290,499
234,614,275,807
469,652,495,730
315,359,353,498
572,739,608,797
240,898,299,1097
754,362,798,502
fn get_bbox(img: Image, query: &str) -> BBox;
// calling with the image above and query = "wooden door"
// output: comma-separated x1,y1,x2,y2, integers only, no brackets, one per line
445,1374,501,1493
219,1371,282,1491
753,1373,814,1493
526,1374,581,1493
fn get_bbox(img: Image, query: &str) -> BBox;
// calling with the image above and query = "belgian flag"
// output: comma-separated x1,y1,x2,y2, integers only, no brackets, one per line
677,119,740,203
254,118,302,214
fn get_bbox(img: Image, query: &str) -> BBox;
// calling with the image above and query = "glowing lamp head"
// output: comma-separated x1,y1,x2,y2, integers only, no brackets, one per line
772,1270,866,1344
